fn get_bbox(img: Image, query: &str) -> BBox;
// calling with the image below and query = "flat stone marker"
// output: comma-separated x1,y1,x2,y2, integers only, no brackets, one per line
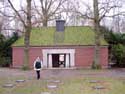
3,83,14,88
16,80,25,83
47,79,60,82
41,92,51,94
47,84,57,89
46,79,53,82
89,80,99,83
93,86,105,89
53,80,61,83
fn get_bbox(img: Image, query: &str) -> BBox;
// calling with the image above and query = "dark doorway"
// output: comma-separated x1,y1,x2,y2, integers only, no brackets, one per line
52,54,59,67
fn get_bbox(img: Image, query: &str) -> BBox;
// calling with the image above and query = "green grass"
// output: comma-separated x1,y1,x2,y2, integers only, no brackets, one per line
13,26,108,46
0,76,125,94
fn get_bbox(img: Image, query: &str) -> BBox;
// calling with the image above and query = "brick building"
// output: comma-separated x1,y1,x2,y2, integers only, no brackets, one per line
12,22,108,69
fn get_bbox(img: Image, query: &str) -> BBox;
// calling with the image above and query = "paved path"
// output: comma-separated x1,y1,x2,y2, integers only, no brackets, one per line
0,68,125,79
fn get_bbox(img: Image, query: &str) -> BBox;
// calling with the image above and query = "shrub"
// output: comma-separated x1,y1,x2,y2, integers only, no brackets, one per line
0,56,11,67
91,61,102,69
112,44,125,65
0,32,18,67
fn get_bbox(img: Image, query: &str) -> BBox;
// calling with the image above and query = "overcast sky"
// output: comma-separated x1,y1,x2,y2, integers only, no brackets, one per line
11,0,125,14
4,0,125,27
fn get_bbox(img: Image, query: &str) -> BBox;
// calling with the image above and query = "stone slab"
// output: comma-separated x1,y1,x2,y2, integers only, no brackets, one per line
41,92,51,94
47,84,57,89
89,80,99,83
46,79,61,83
3,83,14,88
16,80,25,83
93,86,105,89
53,80,61,83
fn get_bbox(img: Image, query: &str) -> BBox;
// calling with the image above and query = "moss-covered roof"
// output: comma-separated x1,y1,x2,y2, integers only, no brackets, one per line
13,26,108,46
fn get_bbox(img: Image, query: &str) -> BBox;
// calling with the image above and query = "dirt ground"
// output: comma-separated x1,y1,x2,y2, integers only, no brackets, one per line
0,68,125,80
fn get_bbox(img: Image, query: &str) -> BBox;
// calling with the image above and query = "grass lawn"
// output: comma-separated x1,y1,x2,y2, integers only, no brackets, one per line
0,75,125,94
13,26,108,46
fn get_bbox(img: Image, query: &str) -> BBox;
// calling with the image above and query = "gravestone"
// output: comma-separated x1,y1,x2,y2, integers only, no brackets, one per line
3,83,14,88
47,84,57,89
46,79,53,82
16,80,25,83
41,92,51,94
93,86,105,89
89,80,99,83
46,80,61,83
53,80,61,83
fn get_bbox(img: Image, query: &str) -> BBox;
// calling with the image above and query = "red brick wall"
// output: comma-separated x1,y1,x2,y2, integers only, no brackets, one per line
75,47,94,68
100,47,108,68
75,47,108,68
12,47,24,68
12,46,108,68
29,47,43,68
12,47,44,68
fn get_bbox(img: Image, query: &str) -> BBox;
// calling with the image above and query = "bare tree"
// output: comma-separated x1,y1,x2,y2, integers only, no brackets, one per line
93,0,125,68
0,17,3,34
0,0,9,35
0,1,4,32
92,0,101,68
121,16,125,33
0,0,24,37
8,0,32,69
73,0,125,68
32,0,67,27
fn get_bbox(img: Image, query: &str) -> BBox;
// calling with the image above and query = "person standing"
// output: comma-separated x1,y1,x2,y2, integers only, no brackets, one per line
34,57,42,80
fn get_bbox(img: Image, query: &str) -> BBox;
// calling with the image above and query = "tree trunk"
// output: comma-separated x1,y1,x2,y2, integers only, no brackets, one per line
23,27,31,69
43,18,48,27
92,0,101,69
23,0,32,69
43,21,48,27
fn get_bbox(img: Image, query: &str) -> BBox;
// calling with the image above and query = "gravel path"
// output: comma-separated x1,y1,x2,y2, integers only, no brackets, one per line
0,68,125,79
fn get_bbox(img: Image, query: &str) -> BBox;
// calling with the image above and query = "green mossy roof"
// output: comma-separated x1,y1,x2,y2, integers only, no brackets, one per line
13,26,108,46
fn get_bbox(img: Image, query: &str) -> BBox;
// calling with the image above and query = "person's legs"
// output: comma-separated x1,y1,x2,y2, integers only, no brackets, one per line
36,70,40,79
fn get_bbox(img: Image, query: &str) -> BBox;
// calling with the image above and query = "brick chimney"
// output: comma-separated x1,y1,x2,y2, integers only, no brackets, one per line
54,20,65,44
56,20,65,32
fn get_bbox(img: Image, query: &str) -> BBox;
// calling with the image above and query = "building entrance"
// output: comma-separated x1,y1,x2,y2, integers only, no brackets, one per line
52,54,65,68
42,49,75,68
52,54,59,67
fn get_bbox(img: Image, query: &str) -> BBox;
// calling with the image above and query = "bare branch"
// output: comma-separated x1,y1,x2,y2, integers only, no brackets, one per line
104,12,125,17
32,0,43,18
75,11,94,20
7,0,26,27
99,5,118,21
0,16,3,32
39,0,45,14
2,28,24,33
48,0,67,18
0,11,14,18
47,0,54,12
